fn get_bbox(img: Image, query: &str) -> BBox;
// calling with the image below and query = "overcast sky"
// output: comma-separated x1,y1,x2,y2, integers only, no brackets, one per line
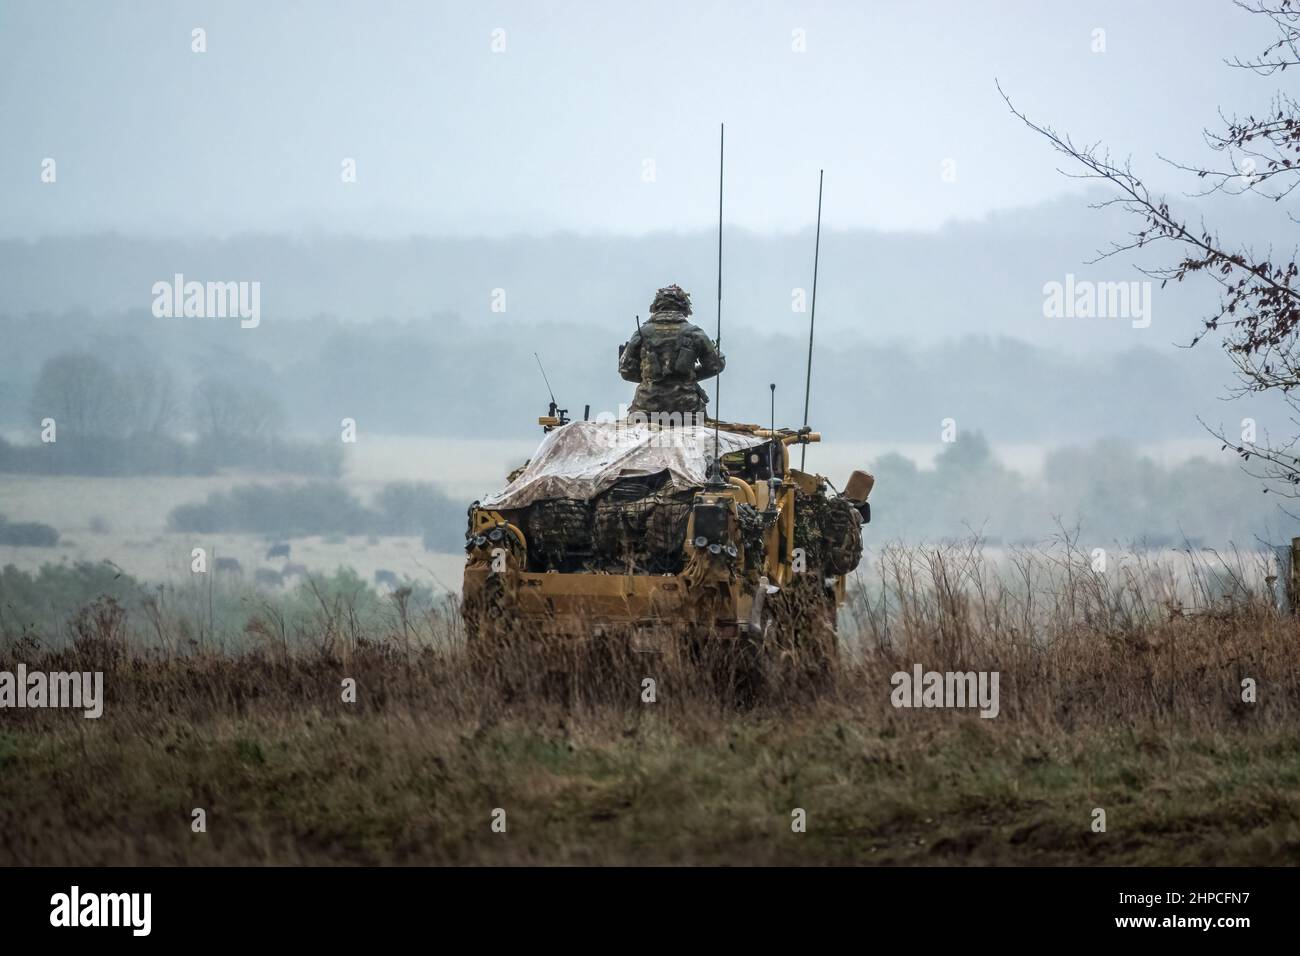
0,0,1281,237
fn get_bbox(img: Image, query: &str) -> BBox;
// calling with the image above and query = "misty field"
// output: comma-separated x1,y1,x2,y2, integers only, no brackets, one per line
2,543,1298,866
0,436,536,582
0,433,1262,582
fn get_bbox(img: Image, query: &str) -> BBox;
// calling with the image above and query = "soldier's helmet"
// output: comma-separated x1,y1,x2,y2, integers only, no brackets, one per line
650,284,692,316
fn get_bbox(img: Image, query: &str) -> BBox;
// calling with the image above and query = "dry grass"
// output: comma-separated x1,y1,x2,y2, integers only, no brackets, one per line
2,540,1298,865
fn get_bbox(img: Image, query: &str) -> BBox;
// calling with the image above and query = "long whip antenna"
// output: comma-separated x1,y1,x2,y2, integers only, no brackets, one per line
534,351,557,406
769,382,777,477
800,169,823,471
713,122,724,467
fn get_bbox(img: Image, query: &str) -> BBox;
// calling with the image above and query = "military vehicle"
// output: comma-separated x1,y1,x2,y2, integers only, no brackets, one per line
460,409,873,686
462,135,868,694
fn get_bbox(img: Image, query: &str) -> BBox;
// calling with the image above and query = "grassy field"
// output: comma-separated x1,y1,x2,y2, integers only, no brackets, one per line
2,702,1296,865
2,541,1298,866
5,710,1299,865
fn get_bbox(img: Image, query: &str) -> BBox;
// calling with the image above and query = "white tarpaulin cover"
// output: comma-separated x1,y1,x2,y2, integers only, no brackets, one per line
480,420,764,510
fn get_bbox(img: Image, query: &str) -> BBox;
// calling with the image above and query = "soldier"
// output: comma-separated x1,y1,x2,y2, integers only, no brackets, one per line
619,284,725,419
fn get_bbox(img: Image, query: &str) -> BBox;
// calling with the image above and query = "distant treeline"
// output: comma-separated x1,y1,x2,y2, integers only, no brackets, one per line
0,203,1274,347
167,480,465,549
0,309,1279,447
869,433,1289,548
0,434,341,477
1,349,341,476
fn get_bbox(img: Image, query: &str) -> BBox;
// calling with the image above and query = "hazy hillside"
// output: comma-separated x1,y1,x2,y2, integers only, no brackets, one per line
1,192,1284,350
0,309,1270,445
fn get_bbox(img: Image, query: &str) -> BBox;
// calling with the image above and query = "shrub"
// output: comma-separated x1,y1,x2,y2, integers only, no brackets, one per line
0,516,58,547
168,482,373,537
166,481,462,545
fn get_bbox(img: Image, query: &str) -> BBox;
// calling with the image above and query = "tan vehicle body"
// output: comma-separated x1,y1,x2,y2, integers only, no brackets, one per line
461,421,870,650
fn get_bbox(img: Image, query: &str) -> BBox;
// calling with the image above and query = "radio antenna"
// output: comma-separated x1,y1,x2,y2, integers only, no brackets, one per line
712,122,725,471
534,351,557,406
800,169,823,471
768,383,776,468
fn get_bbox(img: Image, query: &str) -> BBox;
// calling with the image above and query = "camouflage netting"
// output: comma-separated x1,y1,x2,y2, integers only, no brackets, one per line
645,494,694,562
513,470,702,573
822,497,864,574
593,492,693,572
592,497,643,565
794,491,863,576
525,497,592,569
735,503,766,573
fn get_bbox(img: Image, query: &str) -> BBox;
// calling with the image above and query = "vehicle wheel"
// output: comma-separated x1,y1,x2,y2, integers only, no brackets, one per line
464,575,517,691
682,625,764,708
770,578,838,698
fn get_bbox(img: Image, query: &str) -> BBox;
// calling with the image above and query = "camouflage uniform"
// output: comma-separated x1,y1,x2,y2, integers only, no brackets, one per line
619,285,725,417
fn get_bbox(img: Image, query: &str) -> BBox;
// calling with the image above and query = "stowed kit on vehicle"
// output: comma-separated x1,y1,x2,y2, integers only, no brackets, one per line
461,414,874,674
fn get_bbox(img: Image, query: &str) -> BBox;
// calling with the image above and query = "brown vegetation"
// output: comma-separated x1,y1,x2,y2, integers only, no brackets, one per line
1,543,1298,865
